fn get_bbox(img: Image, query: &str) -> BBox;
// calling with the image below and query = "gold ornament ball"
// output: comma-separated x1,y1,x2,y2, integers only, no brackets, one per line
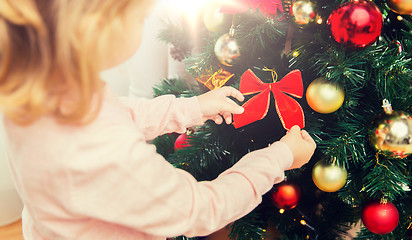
387,0,412,15
203,3,227,32
214,33,241,66
312,160,348,192
291,0,317,25
306,78,345,114
369,110,412,158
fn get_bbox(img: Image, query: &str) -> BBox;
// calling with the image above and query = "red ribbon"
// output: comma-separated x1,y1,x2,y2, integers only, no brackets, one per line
220,0,284,16
233,69,305,130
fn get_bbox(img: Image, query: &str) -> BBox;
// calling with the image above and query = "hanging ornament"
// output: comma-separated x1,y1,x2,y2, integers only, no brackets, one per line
387,0,412,15
203,3,228,32
271,181,301,210
250,0,284,17
361,200,399,235
174,129,193,151
312,159,347,192
214,27,241,67
368,99,412,158
196,69,235,90
233,68,305,130
395,40,403,54
306,77,344,114
327,0,383,48
290,0,318,26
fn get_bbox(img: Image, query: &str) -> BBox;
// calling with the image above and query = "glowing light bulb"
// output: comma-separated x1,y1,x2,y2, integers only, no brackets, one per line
293,51,299,57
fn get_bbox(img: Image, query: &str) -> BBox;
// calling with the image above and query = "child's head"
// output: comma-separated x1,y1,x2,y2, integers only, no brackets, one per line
0,0,153,125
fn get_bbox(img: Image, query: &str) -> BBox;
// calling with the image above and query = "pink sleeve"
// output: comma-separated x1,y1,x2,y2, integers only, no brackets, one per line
68,120,293,238
119,95,203,140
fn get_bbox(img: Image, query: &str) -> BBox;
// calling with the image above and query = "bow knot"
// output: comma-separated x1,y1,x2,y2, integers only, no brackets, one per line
233,69,305,130
220,0,284,16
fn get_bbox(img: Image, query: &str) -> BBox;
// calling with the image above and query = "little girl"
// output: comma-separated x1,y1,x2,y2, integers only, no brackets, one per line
0,0,316,239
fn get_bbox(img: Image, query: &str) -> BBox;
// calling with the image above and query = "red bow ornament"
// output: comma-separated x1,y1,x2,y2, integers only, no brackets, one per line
233,69,305,130
220,0,284,17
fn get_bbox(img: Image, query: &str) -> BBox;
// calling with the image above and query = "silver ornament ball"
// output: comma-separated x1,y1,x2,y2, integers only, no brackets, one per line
214,33,240,66
369,110,412,158
291,0,317,25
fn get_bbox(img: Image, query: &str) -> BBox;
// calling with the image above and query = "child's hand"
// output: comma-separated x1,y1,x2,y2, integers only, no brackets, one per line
279,125,316,169
197,87,245,124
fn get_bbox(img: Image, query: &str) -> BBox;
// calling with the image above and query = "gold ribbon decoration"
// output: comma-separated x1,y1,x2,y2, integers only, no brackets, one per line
196,69,234,90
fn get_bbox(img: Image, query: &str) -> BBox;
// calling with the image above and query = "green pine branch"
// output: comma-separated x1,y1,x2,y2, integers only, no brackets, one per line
157,18,194,53
153,77,200,98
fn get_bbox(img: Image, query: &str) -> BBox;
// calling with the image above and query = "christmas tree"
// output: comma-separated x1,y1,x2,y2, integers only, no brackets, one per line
153,0,412,239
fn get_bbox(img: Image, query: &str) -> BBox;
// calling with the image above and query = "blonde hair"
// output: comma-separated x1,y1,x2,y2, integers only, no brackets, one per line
0,0,139,125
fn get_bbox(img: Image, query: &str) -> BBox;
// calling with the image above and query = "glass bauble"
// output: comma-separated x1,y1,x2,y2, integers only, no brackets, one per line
306,77,344,114
271,182,301,210
369,110,412,158
361,200,399,235
312,160,347,192
327,0,383,48
214,33,240,66
203,3,228,32
290,0,317,25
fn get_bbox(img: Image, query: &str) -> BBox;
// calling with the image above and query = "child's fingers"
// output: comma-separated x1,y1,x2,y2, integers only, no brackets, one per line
288,125,301,135
221,97,244,114
220,86,245,102
301,130,316,146
214,115,223,124
222,112,232,124
300,130,310,139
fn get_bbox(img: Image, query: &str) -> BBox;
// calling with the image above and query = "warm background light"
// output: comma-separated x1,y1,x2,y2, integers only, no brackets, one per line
166,0,235,23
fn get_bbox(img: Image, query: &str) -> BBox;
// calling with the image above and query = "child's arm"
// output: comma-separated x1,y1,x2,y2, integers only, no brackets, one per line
118,87,244,140
119,95,203,140
67,120,315,238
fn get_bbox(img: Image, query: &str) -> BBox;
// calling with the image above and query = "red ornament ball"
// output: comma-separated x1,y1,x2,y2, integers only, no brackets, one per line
361,200,399,235
174,133,191,150
327,0,383,48
271,182,301,210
